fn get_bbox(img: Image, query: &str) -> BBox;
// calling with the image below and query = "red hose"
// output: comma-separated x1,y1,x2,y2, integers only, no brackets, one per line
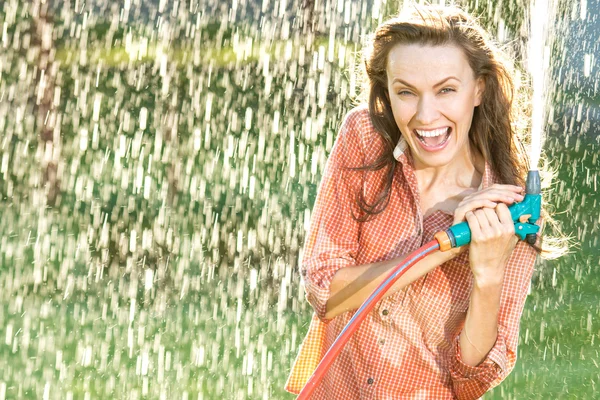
297,239,441,399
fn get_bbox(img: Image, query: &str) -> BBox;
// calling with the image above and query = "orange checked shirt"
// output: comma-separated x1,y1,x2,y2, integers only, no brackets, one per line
286,106,538,399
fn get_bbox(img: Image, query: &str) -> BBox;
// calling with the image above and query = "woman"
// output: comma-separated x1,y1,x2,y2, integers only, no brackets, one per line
286,5,557,400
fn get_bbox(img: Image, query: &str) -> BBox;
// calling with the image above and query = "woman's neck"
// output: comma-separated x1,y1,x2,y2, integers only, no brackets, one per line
413,148,485,192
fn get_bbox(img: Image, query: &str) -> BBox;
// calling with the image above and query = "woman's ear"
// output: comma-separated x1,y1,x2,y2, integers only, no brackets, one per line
474,77,485,107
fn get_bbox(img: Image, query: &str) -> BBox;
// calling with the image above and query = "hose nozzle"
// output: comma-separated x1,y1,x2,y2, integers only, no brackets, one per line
526,169,541,195
436,170,542,250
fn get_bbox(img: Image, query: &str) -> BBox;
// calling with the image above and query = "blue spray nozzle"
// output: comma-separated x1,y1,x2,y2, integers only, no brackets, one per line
438,170,542,250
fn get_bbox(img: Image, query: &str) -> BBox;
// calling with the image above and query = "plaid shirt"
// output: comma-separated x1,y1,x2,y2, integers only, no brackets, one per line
286,106,538,399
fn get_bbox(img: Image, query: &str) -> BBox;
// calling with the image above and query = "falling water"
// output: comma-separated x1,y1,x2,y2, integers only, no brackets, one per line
527,0,555,170
0,0,597,399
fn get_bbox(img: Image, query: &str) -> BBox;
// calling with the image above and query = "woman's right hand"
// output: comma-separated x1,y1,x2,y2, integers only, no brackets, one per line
452,184,524,225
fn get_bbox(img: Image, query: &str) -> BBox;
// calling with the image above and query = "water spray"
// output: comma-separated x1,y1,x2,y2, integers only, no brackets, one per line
297,173,542,399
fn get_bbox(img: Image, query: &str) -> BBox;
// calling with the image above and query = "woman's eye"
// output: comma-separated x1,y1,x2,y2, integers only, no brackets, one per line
397,90,413,96
440,88,455,94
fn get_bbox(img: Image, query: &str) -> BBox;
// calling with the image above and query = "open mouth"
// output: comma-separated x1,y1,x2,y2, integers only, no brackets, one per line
414,127,452,149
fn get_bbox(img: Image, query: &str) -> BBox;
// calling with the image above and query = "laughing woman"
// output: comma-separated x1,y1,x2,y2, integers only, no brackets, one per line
286,5,563,400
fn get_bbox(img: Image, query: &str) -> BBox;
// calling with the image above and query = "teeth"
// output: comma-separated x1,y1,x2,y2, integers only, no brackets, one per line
415,128,448,137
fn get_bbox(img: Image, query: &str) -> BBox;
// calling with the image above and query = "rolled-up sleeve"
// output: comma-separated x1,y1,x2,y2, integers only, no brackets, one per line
449,239,539,399
301,110,368,321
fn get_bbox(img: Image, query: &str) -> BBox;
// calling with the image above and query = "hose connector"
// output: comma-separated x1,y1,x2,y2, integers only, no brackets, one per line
434,231,453,252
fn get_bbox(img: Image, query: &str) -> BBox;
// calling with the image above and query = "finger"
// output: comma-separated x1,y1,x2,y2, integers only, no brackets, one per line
453,200,498,223
496,203,516,235
460,190,523,207
474,208,493,230
480,189,524,202
496,203,513,226
465,211,482,238
490,184,525,193
457,198,500,210
482,207,501,235
473,208,490,234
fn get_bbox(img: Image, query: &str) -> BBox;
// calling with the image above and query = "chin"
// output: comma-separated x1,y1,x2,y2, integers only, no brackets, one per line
409,145,458,169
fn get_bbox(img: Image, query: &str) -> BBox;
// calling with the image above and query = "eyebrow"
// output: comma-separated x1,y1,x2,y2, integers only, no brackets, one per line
392,76,461,88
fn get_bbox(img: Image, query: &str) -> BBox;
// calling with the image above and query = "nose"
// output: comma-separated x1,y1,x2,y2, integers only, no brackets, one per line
415,94,440,125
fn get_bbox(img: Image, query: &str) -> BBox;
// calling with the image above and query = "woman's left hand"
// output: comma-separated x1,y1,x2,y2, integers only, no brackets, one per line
465,203,518,287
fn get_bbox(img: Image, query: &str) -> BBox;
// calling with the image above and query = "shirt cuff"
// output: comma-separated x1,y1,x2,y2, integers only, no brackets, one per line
449,331,508,384
301,258,351,322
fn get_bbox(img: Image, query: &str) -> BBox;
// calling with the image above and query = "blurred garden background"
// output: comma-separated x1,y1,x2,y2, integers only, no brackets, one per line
0,0,598,398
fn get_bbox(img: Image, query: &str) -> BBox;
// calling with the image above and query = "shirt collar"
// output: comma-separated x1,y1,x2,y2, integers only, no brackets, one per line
392,137,409,163
392,137,497,189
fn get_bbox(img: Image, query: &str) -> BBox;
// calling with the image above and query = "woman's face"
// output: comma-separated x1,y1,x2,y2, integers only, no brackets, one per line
386,43,484,170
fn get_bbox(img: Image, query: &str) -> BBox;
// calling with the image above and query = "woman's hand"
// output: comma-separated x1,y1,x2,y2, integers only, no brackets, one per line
453,184,524,226
465,203,519,287
452,184,523,286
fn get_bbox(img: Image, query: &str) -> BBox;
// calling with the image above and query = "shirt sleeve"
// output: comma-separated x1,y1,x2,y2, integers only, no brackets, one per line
449,239,539,399
300,108,370,322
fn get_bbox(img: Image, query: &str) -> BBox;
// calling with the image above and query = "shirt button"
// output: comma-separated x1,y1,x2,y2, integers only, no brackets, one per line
381,309,389,316
378,339,385,346
367,378,374,385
